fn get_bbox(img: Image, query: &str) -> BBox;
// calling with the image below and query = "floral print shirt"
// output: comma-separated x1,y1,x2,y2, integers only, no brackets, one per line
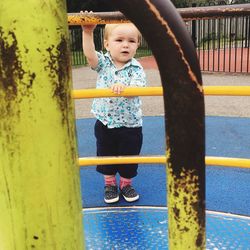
91,52,146,128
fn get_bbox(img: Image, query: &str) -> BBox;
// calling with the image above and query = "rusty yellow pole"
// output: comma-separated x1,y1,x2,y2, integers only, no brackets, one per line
111,0,205,249
0,1,84,249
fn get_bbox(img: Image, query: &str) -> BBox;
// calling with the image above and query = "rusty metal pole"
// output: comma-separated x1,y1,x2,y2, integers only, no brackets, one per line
112,0,206,249
0,1,84,249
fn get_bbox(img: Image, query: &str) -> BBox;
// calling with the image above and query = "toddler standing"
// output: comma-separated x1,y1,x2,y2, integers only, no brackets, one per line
81,21,146,203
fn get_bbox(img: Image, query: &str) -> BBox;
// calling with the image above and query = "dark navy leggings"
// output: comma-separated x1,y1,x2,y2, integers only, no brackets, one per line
94,120,143,178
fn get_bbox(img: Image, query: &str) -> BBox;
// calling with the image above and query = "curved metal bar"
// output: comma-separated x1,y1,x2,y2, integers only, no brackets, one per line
112,0,205,249
68,4,250,25
179,3,250,20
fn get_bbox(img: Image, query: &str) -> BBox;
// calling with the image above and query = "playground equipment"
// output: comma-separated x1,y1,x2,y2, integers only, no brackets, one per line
75,0,207,249
68,4,250,25
73,86,250,169
0,1,84,249
71,3,250,249
1,1,250,249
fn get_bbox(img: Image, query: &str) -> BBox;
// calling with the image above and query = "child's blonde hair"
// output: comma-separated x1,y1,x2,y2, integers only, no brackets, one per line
104,23,142,44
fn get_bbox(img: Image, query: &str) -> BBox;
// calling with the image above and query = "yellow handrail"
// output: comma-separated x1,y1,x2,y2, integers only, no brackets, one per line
78,155,250,168
75,85,250,169
72,86,250,99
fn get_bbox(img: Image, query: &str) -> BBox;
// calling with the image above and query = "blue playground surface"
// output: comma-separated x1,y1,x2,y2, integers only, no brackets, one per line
77,116,250,249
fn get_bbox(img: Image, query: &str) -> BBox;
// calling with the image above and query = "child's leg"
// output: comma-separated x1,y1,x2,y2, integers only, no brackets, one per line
95,120,119,176
117,126,143,179
119,176,132,189
94,120,119,203
116,127,143,202
104,175,117,186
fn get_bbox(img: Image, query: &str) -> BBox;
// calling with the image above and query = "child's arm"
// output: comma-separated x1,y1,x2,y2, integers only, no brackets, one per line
81,24,98,69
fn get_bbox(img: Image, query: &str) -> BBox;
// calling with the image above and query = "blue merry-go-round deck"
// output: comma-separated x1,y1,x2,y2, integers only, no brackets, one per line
82,207,250,249
77,116,250,249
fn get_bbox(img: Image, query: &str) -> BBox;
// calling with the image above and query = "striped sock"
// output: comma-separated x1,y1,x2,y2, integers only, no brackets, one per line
104,175,117,186
120,177,132,189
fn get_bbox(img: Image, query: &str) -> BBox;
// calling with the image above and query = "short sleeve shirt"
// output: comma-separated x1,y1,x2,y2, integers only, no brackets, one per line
91,52,146,128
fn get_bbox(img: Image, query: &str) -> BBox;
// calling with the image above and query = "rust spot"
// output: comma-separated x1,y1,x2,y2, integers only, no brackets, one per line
173,206,180,218
196,232,204,247
192,190,198,197
45,36,71,124
0,27,22,100
182,226,189,232
183,197,188,205
0,26,36,159
191,200,199,212
44,35,77,163
0,27,36,117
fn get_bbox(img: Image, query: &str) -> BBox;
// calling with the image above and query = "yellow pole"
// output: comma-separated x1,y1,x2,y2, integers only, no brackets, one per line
0,1,84,249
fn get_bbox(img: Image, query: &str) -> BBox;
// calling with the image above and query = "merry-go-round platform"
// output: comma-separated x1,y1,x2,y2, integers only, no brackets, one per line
77,116,250,249
82,207,250,249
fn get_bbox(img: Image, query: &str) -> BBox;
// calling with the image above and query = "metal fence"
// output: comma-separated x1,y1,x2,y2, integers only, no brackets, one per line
69,5,250,73
187,16,250,72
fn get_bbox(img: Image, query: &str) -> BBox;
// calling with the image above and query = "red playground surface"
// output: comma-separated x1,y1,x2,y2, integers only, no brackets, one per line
139,48,250,73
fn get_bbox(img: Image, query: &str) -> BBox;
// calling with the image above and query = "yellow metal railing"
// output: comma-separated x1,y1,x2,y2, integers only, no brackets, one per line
72,86,250,99
78,156,250,168
74,86,250,168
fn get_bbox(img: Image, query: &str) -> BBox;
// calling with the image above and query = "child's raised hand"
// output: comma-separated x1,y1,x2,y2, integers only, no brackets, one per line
80,11,97,32
111,83,126,95
82,24,97,33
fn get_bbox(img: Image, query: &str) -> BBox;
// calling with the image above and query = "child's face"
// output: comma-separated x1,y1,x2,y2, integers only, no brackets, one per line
104,24,140,68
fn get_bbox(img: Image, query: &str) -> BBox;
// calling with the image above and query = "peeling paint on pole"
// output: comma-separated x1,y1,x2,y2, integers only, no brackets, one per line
112,0,206,249
0,1,84,249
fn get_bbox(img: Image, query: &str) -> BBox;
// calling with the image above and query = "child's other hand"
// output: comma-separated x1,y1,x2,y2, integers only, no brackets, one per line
111,83,126,95
80,11,97,32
